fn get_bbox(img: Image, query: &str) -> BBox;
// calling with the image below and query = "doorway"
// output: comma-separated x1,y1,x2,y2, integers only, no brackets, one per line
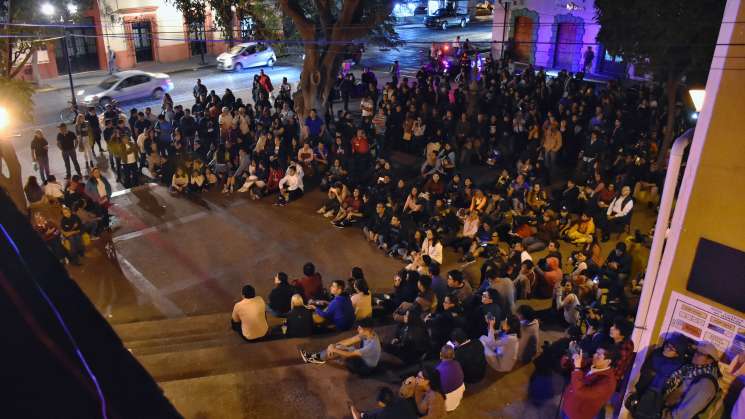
131,20,154,63
554,22,580,71
55,16,100,74
513,16,534,63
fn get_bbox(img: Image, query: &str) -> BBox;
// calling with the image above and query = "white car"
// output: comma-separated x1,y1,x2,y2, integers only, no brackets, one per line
77,70,174,107
217,42,277,71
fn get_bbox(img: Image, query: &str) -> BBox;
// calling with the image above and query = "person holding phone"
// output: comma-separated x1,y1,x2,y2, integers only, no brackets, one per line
561,342,619,419
480,315,520,372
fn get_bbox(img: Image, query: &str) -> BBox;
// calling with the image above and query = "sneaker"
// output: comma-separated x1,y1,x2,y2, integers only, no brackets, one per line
316,208,325,214
323,211,335,218
307,354,326,365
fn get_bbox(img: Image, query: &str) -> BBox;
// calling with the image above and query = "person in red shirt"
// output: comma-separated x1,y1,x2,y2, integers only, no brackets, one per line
258,69,273,94
351,129,370,155
561,342,619,419
292,262,324,301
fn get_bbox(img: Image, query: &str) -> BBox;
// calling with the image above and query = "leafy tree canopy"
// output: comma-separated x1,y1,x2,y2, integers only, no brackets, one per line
595,0,725,83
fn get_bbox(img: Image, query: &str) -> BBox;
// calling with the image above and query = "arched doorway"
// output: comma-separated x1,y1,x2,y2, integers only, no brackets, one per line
554,22,580,70
513,16,534,63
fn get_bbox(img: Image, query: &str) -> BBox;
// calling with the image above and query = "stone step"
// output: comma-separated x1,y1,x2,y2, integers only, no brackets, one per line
158,364,365,419
113,312,232,342
136,331,358,383
125,332,243,356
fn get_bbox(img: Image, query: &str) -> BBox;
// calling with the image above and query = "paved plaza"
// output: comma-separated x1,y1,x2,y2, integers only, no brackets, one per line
62,183,590,418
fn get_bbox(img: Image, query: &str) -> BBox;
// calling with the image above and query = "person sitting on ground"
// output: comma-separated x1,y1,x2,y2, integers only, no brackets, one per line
533,256,562,299
276,164,304,206
350,386,418,419
300,318,381,377
267,272,295,317
425,294,463,356
480,314,520,372
292,262,324,301
283,294,314,338
231,284,269,342
446,270,473,303
436,344,466,412
517,305,540,364
309,279,355,331
43,175,65,203
171,166,189,194
564,212,596,245
384,305,430,365
394,275,437,322
561,342,620,419
24,176,47,208
412,366,447,419
32,212,68,264
317,185,344,218
351,277,373,321
451,328,487,384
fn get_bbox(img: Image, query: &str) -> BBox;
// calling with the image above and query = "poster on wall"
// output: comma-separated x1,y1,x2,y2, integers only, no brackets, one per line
660,291,745,359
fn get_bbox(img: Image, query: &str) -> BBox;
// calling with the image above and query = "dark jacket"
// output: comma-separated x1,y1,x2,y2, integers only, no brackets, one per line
285,307,313,338
455,339,487,383
268,283,295,314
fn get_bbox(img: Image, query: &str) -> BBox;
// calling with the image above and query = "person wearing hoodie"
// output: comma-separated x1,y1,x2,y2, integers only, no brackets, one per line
533,256,562,299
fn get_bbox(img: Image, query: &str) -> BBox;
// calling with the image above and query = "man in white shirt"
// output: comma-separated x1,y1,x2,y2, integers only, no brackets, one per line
275,164,304,206
231,285,269,341
600,185,634,242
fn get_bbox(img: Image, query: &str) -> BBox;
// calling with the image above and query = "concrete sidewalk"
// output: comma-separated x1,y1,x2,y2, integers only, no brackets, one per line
36,55,219,93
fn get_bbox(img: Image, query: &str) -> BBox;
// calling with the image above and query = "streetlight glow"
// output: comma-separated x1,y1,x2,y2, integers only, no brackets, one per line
689,89,706,113
40,2,56,16
67,3,78,14
0,107,9,130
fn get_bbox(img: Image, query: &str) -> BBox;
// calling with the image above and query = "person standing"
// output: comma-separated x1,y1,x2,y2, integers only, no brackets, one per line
390,60,400,88
30,130,51,183
583,46,595,74
57,123,82,179
74,114,95,170
85,107,104,154
193,78,207,100
85,167,112,233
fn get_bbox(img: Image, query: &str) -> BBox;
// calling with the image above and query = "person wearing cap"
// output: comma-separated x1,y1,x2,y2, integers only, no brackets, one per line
56,123,82,179
625,333,689,418
662,341,721,419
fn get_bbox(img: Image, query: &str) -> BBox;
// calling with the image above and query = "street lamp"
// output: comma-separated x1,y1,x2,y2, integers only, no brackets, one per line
0,106,27,212
40,2,56,16
689,89,706,113
41,2,78,108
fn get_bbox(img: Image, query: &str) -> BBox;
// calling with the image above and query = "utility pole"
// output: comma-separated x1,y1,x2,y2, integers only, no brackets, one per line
62,28,77,107
500,0,511,59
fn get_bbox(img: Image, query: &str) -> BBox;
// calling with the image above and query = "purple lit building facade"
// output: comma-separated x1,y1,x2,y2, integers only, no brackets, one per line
492,0,628,77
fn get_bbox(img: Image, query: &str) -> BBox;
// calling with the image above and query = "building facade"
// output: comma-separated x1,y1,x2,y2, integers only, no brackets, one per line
23,0,245,80
491,0,626,76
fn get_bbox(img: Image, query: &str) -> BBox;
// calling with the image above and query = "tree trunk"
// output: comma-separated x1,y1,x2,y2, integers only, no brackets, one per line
297,45,342,120
0,141,27,213
31,46,41,86
657,73,679,166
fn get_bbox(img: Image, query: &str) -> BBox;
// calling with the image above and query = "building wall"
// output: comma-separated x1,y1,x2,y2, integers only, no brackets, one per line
647,1,745,344
492,0,600,72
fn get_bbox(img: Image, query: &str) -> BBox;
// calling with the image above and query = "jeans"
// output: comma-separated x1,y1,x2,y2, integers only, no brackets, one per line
61,149,82,178
36,155,51,183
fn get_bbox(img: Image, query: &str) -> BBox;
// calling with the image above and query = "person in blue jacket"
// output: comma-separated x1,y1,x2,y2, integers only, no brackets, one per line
309,279,355,331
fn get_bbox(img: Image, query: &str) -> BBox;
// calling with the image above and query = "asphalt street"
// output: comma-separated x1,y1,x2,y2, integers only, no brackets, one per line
10,21,492,185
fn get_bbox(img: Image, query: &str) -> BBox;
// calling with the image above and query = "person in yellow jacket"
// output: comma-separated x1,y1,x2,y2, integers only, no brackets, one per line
564,212,596,244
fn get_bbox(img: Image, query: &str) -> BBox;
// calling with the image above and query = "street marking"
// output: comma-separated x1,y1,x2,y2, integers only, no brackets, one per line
116,253,185,318
112,211,209,243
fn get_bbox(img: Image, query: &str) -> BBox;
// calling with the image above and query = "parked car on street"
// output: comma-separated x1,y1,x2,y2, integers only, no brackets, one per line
217,42,277,71
424,8,470,30
77,70,174,107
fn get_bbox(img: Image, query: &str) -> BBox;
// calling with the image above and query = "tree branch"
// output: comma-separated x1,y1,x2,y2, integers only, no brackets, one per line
278,0,315,40
314,0,332,38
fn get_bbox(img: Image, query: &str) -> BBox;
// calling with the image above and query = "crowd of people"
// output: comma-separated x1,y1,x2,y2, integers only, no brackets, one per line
24,34,733,418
